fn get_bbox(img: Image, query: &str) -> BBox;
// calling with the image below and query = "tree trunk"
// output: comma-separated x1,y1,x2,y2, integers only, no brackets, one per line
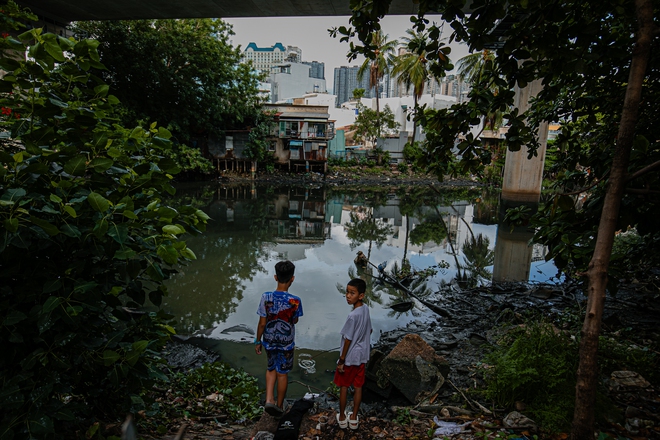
570,0,655,438
410,94,417,145
375,85,381,139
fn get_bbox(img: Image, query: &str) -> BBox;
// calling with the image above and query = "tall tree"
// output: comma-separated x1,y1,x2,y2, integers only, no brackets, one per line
335,0,660,437
391,29,436,145
72,19,263,143
456,50,503,131
356,30,398,136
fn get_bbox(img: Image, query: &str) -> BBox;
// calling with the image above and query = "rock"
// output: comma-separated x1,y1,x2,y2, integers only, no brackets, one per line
503,411,537,431
625,417,655,435
163,340,220,370
220,324,255,335
375,334,449,403
610,371,651,390
364,349,393,398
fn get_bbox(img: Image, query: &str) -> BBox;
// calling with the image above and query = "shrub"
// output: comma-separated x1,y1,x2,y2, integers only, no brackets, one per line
482,321,579,433
163,142,214,174
164,362,262,421
0,4,208,437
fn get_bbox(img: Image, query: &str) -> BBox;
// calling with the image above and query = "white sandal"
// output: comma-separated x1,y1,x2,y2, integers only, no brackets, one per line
347,412,359,430
336,412,348,429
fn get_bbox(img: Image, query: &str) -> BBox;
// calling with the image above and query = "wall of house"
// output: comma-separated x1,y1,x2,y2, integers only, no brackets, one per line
270,63,327,103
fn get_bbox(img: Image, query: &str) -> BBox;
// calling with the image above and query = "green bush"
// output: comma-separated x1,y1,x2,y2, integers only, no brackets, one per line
163,143,214,174
397,162,409,173
482,321,579,433
165,363,262,421
0,4,208,437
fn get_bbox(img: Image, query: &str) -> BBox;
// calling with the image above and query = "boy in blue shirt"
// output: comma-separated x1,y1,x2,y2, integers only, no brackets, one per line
255,260,303,417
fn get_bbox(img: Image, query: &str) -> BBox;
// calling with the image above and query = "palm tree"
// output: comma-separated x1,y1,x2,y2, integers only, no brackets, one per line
391,29,431,145
456,50,503,131
357,30,398,136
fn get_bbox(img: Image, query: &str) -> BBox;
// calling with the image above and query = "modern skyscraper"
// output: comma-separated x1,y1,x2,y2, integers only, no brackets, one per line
333,66,372,107
302,61,325,80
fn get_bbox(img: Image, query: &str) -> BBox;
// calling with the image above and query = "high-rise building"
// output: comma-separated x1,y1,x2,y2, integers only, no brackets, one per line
333,66,372,107
243,42,287,73
302,61,325,80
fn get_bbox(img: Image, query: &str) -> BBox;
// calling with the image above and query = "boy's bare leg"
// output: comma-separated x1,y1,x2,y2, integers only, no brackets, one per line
276,372,288,408
265,369,277,404
338,386,348,420
351,387,363,420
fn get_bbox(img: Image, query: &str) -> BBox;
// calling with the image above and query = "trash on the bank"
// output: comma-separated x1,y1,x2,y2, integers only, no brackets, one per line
432,416,471,436
298,353,315,374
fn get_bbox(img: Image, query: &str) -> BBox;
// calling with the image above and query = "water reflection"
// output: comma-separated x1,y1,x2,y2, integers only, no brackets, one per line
164,184,558,348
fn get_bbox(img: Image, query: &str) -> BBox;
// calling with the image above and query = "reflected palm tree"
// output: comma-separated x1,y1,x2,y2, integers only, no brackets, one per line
461,233,495,287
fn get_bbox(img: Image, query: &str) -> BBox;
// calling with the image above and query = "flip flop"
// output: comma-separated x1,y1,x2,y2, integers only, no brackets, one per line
347,412,359,430
336,412,348,429
264,403,284,418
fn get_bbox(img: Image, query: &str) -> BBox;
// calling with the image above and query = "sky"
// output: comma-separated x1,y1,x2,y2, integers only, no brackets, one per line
224,15,472,91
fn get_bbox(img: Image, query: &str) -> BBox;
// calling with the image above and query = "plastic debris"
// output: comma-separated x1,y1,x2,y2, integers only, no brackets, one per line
432,416,471,436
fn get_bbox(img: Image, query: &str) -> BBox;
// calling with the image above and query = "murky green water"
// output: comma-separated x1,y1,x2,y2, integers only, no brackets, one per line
163,183,558,395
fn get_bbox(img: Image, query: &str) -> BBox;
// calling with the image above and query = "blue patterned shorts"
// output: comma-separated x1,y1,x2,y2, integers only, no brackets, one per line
266,349,294,374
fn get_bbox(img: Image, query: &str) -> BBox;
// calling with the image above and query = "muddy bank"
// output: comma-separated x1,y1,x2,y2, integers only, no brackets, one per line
211,167,482,188
155,276,659,439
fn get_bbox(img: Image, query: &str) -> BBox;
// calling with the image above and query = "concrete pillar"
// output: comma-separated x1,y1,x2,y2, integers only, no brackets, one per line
501,79,549,203
492,199,537,282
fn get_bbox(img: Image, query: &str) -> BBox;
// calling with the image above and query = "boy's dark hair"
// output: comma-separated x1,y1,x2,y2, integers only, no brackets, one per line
347,278,367,294
275,260,295,283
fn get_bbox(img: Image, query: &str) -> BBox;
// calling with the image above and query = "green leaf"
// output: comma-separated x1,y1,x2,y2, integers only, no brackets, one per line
132,340,149,353
180,247,197,260
107,223,128,244
28,414,54,436
157,244,178,265
94,84,110,97
63,154,87,176
3,310,27,326
63,205,77,218
195,209,211,222
114,249,136,260
103,350,121,366
49,194,62,203
157,206,178,219
146,263,164,282
162,224,185,235
88,192,110,212
123,210,138,220
42,279,62,293
89,157,113,172
1,188,26,204
42,296,62,313
61,224,81,238
4,218,19,233
30,216,60,236
93,219,108,238
44,40,65,61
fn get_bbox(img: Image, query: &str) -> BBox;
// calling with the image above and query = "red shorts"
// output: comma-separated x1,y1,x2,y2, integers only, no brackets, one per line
333,363,366,388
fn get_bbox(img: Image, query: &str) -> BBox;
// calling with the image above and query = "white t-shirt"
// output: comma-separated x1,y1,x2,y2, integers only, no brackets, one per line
339,304,372,366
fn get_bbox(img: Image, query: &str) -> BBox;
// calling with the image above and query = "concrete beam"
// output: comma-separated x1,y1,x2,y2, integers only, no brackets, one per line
16,0,420,23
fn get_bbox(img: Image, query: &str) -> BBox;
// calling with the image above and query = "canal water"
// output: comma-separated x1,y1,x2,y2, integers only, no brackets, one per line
163,183,559,396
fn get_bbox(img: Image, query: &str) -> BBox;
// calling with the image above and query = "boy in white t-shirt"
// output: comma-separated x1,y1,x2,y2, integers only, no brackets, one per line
334,278,372,430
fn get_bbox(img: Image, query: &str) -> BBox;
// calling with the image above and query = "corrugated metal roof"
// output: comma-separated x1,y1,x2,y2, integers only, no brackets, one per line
278,112,330,119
